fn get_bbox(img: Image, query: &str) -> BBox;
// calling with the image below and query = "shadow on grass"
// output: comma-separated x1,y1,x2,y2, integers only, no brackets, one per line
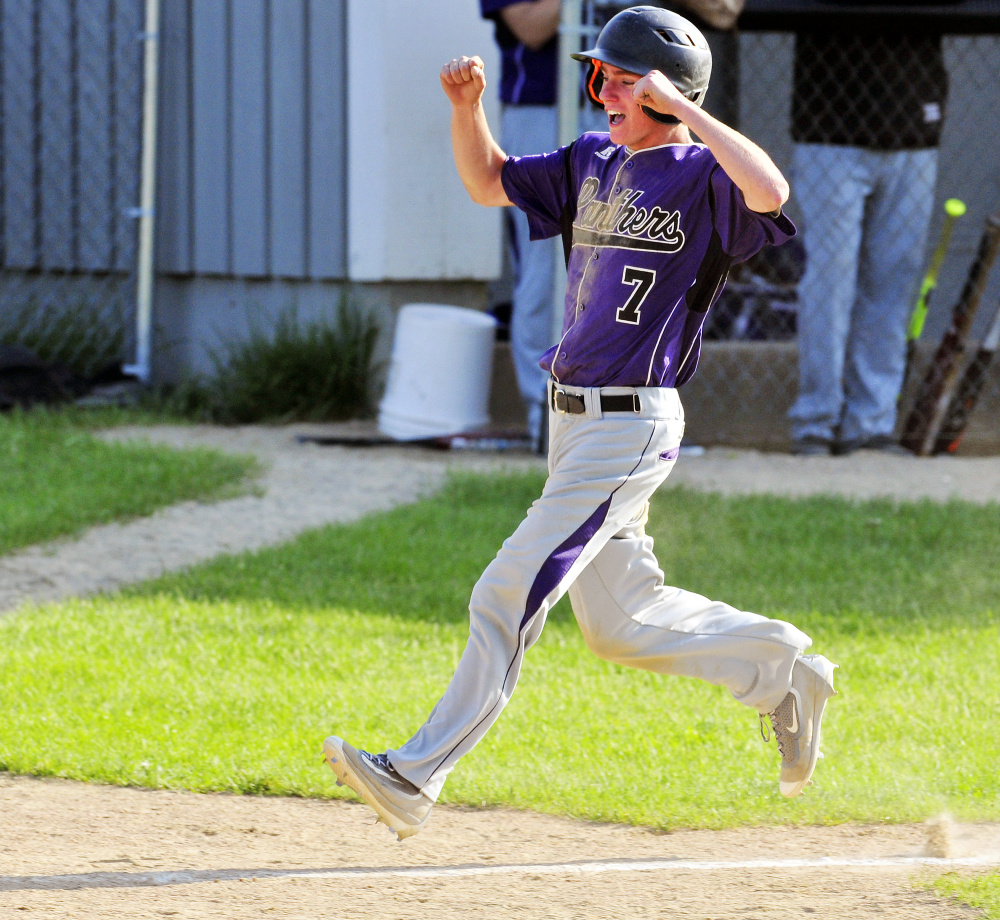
126,472,544,625
126,471,1000,635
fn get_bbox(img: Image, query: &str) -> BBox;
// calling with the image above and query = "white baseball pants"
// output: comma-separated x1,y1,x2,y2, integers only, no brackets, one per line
389,383,812,800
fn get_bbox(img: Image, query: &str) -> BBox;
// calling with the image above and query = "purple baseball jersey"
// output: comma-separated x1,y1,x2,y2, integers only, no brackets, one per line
500,133,796,388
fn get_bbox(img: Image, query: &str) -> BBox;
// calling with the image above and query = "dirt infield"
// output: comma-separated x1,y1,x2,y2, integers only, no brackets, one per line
2,775,997,919
2,423,999,918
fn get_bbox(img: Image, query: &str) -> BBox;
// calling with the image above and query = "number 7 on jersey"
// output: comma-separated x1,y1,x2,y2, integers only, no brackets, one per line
617,266,656,325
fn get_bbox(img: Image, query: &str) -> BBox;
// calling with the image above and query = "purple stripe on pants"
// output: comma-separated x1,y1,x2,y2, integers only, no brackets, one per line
520,495,613,630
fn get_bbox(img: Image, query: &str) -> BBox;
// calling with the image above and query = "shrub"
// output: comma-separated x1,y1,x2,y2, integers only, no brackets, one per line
0,298,124,380
195,300,381,424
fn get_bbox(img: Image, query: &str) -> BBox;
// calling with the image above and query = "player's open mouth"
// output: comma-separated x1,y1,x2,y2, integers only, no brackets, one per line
608,111,625,126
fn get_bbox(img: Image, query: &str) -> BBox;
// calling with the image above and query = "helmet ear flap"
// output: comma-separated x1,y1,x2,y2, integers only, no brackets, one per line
585,60,605,108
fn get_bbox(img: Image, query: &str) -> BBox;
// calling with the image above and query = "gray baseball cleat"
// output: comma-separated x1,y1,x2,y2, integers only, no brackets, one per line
761,654,838,797
322,736,433,841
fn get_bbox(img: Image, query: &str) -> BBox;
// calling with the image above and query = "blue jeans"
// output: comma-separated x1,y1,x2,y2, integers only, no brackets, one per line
788,144,938,444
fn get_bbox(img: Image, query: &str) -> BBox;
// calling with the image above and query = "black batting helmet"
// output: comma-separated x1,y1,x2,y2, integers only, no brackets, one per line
572,6,712,125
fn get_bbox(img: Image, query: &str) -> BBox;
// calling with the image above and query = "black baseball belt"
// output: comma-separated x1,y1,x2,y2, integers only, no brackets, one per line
550,385,641,415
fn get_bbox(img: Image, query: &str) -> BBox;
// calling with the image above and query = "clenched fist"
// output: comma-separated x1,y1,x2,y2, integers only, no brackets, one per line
632,70,689,121
440,56,487,107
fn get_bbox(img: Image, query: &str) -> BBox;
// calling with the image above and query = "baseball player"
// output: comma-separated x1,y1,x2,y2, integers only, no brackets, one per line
324,5,837,841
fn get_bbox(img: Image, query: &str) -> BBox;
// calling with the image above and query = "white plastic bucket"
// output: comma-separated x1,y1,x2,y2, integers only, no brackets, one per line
378,303,497,440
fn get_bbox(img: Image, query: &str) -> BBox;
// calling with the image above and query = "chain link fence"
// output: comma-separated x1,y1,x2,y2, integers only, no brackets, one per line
721,25,1000,454
0,0,144,395
3,1,997,453
573,2,1000,454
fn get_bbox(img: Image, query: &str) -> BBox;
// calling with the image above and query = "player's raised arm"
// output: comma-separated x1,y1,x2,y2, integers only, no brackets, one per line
632,70,789,215
440,56,512,207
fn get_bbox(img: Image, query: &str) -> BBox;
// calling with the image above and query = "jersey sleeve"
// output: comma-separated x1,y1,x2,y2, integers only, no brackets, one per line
500,147,572,241
709,165,797,263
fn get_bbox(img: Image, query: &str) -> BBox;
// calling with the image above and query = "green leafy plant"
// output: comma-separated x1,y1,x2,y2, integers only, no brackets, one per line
199,300,381,424
0,297,124,380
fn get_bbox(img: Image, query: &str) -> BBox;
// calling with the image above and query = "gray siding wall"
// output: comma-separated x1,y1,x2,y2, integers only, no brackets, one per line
155,0,347,280
0,0,142,273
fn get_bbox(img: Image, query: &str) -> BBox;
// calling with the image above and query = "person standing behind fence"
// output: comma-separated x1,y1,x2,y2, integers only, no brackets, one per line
787,23,947,456
480,0,563,452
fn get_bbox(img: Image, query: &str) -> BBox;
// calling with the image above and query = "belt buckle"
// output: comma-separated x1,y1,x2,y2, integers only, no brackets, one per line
552,387,584,414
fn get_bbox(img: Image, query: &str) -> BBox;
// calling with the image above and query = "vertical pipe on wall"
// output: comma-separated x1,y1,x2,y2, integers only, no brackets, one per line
552,0,583,339
124,0,160,382
557,0,583,148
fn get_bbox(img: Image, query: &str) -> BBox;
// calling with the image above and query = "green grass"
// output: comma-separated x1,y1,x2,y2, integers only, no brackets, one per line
1,471,998,832
0,410,258,555
930,872,1000,918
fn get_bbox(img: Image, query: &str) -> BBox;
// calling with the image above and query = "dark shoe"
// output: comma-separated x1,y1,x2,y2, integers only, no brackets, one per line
834,435,909,457
791,435,832,457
